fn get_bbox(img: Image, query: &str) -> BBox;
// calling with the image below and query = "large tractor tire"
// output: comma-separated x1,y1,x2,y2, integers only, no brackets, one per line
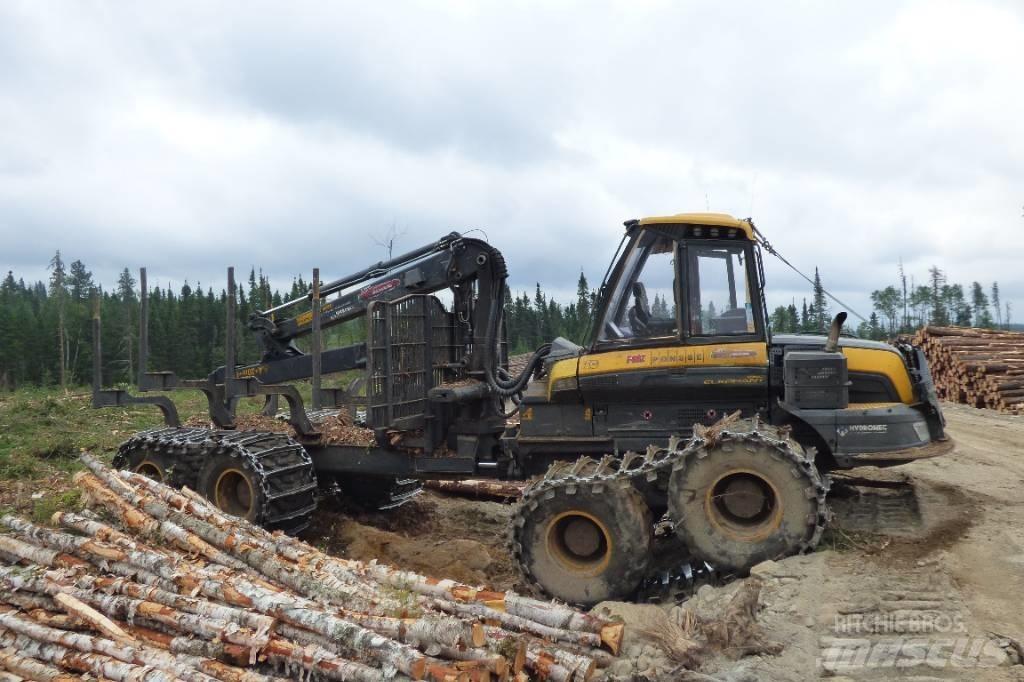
194,431,318,535
114,444,193,488
115,427,317,535
197,452,266,524
512,479,652,606
668,434,827,574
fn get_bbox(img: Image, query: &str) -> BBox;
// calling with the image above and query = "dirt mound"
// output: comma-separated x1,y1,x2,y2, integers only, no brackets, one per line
307,490,519,591
337,520,496,586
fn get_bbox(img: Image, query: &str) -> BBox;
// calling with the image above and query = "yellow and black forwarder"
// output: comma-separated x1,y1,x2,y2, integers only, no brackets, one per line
92,213,951,605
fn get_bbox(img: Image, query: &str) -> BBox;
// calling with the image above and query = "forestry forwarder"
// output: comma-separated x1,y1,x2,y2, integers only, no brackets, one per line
92,212,952,606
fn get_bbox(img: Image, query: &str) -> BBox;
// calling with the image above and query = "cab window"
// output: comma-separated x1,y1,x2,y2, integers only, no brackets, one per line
598,232,678,342
687,244,755,336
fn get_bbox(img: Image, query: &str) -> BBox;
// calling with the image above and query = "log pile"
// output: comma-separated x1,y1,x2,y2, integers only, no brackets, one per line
912,326,1024,413
0,454,623,681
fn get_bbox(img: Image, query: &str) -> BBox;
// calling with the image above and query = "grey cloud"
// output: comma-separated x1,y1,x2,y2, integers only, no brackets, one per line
0,0,1022,323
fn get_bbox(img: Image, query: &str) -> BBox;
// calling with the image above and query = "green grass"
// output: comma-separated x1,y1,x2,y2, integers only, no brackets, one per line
0,376,361,483
0,379,350,520
0,387,188,480
31,489,84,524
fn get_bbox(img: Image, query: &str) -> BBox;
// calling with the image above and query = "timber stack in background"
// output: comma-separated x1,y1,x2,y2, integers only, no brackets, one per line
0,453,623,682
912,326,1024,413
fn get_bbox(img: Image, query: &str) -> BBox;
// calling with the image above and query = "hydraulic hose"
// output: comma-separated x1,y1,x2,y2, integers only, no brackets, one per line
483,279,551,396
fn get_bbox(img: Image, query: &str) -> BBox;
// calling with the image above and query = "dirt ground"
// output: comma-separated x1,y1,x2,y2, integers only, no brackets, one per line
306,488,520,591
315,403,1024,680
651,401,1024,681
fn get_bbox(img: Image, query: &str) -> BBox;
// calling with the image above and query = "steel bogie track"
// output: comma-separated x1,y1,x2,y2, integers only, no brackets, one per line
114,426,318,534
510,417,830,601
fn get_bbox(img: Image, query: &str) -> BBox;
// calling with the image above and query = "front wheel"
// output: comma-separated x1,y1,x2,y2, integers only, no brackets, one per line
668,436,827,573
512,479,652,606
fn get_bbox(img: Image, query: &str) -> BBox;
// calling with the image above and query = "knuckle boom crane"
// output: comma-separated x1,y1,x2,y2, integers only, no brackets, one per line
93,213,952,605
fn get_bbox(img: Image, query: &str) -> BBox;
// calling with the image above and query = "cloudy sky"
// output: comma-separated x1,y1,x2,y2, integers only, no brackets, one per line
1,0,1022,322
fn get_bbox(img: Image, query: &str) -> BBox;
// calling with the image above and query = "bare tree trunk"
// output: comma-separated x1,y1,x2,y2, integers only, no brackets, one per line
57,302,66,390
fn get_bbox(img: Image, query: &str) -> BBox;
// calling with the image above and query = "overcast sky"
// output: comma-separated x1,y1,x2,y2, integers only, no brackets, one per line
1,0,1022,322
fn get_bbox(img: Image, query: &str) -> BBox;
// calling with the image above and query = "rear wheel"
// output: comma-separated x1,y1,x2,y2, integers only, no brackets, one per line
197,453,265,524
115,448,190,487
512,480,652,606
668,439,824,573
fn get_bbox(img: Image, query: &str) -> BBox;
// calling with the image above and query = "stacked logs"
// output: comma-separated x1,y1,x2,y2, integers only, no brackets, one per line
0,453,623,681
912,326,1024,413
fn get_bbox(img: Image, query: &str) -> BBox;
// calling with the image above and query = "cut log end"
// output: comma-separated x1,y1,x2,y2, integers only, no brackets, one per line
52,592,135,645
600,622,624,655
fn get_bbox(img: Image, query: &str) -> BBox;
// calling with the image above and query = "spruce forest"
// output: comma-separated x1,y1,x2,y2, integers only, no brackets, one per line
0,251,1013,390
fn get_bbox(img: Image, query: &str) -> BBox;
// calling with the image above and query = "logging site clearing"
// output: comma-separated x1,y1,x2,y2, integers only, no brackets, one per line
1,385,1023,680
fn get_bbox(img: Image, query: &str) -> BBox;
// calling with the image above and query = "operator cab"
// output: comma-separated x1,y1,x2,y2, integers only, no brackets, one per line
524,214,770,462
594,213,765,349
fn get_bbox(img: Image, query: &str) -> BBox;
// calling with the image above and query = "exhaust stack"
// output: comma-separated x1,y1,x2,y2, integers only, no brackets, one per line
824,312,848,353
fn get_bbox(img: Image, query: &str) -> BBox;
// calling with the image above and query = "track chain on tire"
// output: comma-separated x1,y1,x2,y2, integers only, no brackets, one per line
114,426,318,535
635,558,720,604
509,416,831,601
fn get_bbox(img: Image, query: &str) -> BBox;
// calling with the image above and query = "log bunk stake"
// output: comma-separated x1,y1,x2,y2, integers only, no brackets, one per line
0,454,625,682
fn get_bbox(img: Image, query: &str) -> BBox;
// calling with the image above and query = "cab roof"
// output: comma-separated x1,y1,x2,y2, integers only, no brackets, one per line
636,212,754,240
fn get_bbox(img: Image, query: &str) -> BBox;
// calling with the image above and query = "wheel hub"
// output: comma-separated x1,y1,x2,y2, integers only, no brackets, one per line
719,475,769,520
563,517,602,557
133,460,164,482
215,469,254,518
706,470,782,540
546,511,612,576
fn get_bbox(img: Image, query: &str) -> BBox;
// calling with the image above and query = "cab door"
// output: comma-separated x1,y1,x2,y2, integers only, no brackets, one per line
676,240,770,419
579,229,768,450
578,227,685,449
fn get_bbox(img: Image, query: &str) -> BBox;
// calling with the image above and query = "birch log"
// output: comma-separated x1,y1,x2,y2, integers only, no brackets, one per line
0,647,78,682
0,629,181,682
117,465,621,651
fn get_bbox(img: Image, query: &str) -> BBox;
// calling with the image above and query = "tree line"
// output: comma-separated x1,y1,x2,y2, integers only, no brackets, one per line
0,253,366,390
769,264,1012,340
0,251,1014,390
0,252,595,390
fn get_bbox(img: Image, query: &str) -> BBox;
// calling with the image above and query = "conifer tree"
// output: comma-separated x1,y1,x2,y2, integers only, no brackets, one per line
48,251,68,388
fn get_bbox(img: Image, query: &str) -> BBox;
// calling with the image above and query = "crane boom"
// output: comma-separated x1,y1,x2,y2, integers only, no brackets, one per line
224,232,509,386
